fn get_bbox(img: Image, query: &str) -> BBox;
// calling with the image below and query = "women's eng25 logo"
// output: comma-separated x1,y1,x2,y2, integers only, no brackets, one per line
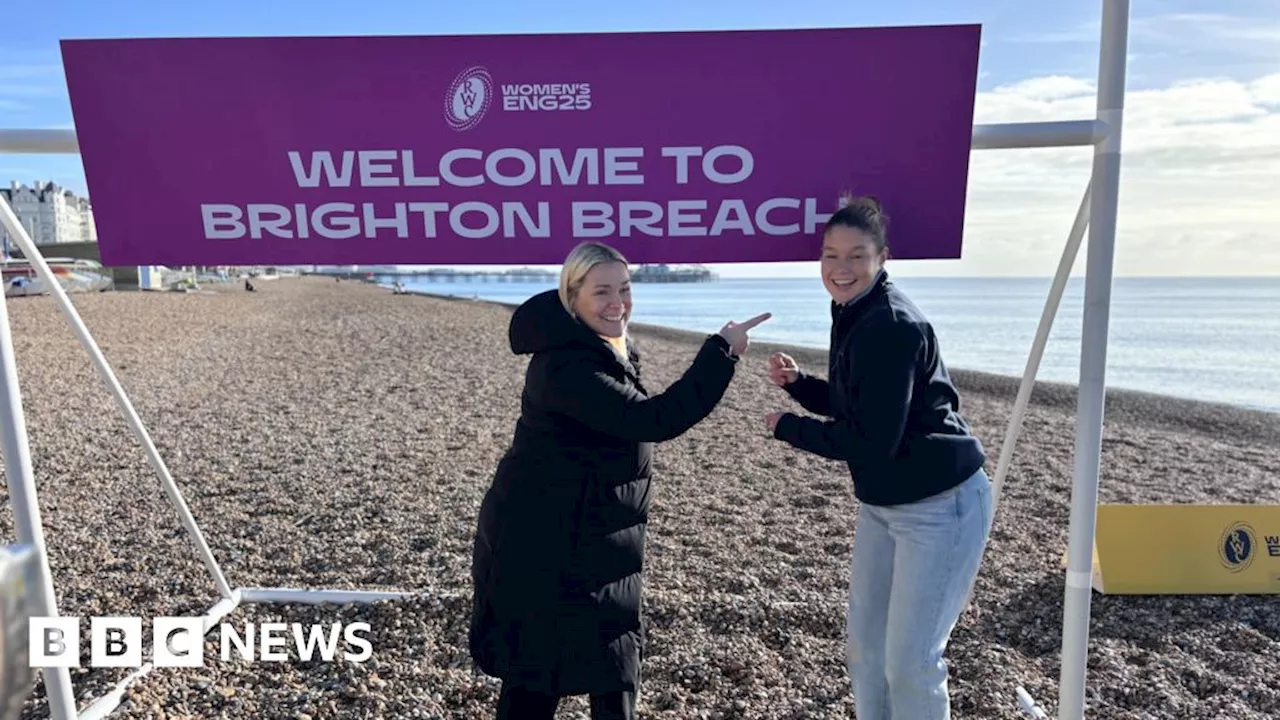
1220,521,1256,573
445,66,494,132
444,65,593,131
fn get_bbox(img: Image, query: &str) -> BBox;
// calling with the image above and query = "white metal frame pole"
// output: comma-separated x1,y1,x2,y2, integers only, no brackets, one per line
0,121,1102,158
1059,1,1128,718
0,255,77,718
0,198,234,601
964,181,1092,624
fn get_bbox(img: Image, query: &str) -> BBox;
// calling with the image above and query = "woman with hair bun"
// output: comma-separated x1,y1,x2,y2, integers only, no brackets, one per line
764,195,992,720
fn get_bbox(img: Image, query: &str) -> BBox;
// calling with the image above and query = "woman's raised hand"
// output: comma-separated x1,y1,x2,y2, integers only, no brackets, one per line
717,313,771,356
768,352,799,386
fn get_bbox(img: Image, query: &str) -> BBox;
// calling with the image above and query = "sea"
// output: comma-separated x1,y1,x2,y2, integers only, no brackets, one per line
378,275,1280,415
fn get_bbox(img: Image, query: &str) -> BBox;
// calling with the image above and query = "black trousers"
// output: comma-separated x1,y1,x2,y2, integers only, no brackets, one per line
495,682,636,720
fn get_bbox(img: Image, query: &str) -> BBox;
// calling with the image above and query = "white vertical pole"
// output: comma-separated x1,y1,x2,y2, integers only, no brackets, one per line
1059,1,1128,718
0,262,77,719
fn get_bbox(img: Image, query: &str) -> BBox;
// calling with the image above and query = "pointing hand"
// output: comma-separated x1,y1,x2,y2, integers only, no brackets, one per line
768,352,799,386
717,313,771,356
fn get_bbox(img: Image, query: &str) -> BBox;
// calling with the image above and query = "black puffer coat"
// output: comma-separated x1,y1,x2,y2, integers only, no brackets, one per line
469,289,739,696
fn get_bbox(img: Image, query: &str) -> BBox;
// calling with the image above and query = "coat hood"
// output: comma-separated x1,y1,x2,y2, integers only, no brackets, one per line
509,288,620,357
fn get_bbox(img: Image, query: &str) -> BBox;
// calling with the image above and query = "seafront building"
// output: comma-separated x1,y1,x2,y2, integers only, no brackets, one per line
0,181,97,256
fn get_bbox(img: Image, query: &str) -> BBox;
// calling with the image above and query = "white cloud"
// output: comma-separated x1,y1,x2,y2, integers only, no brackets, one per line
1004,24,1098,45
1131,12,1280,63
1138,12,1280,43
1251,75,1280,106
991,76,1096,103
941,70,1280,277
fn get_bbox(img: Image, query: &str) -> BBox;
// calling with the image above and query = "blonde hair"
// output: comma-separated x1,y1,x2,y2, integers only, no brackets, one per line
558,241,629,316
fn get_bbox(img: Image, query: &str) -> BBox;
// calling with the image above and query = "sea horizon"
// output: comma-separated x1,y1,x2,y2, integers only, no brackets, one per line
376,273,1280,416
382,266,1280,282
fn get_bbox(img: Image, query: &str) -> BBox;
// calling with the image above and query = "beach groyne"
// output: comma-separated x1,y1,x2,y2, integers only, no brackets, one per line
1,276,1276,719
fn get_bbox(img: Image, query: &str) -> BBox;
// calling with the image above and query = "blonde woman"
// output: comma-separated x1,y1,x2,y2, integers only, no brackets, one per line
469,241,768,719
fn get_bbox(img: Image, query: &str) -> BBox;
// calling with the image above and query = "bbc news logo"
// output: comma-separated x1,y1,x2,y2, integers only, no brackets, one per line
29,617,373,668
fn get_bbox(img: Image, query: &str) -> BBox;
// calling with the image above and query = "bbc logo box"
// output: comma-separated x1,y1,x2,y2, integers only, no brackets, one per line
30,616,374,668
31,617,208,668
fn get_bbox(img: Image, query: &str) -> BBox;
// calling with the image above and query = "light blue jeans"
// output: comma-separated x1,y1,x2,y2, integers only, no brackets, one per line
846,468,993,720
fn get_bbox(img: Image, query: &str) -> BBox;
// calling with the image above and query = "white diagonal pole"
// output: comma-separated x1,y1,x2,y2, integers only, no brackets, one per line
0,197,234,600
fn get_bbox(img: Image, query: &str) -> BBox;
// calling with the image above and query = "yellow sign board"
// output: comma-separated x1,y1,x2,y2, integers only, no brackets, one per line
1086,504,1280,595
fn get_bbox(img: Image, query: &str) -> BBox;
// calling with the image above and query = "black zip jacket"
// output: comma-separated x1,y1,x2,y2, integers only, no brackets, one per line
773,272,986,506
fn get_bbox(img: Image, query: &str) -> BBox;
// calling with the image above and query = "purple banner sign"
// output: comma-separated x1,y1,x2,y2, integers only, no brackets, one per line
60,26,981,267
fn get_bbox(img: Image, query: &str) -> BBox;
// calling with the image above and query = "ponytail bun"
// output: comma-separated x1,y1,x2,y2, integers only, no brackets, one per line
838,192,883,217
827,192,890,251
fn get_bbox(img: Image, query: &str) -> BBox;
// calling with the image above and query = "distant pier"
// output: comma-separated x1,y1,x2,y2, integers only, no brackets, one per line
373,268,556,283
629,264,716,283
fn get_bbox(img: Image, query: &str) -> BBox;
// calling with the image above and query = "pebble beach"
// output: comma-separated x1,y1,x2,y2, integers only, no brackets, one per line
2,276,1278,720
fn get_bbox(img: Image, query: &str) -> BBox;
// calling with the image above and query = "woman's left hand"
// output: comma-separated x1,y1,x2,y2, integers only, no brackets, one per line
766,411,786,434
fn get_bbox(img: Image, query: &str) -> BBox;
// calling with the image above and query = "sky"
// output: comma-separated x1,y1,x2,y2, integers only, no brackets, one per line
1,0,1278,278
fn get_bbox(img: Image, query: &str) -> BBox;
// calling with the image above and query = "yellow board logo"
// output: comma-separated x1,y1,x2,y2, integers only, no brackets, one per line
1219,522,1255,572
